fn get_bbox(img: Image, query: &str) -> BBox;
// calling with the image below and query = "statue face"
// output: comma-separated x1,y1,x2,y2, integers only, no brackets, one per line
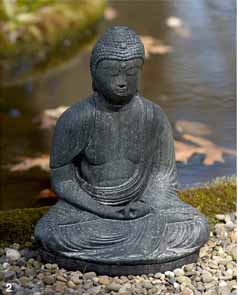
93,58,143,105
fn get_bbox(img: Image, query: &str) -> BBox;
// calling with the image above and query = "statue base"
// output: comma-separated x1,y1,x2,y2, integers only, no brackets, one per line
39,248,199,275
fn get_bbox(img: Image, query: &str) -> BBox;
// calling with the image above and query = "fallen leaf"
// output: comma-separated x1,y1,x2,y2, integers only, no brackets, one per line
140,35,173,58
175,120,212,136
44,106,68,119
41,106,68,128
104,7,117,21
175,134,236,165
39,188,57,199
175,140,204,163
8,155,50,172
33,188,58,206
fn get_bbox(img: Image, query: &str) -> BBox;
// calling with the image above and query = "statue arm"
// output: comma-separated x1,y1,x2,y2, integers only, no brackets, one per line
115,103,179,217
153,109,178,188
145,108,208,219
51,164,125,218
141,107,180,209
49,99,128,219
49,99,93,169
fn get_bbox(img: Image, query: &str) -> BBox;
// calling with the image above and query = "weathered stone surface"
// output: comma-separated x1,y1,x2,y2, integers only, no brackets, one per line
201,270,213,283
5,248,21,261
106,282,121,291
34,26,209,274
1,214,236,295
3,271,15,280
43,275,56,285
180,287,194,295
177,275,192,285
84,272,97,279
98,275,111,285
174,268,185,277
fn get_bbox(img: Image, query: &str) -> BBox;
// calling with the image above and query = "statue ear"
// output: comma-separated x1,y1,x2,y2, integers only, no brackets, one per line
92,80,97,91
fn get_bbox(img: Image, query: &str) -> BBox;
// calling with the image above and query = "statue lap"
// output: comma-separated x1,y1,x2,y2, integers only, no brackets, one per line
35,194,208,274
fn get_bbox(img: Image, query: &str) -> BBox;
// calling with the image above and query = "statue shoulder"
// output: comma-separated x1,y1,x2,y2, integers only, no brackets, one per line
139,96,170,129
56,96,94,129
139,95,162,112
50,96,95,168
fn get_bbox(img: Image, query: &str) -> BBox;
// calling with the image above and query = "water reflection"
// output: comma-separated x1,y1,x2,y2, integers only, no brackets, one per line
0,0,236,209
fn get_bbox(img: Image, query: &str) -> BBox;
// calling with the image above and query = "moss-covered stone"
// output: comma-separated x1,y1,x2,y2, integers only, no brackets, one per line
0,0,106,56
0,206,49,247
0,178,236,246
179,177,236,224
0,0,56,19
0,0,106,85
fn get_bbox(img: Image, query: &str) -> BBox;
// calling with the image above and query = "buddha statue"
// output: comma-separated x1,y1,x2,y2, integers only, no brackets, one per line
35,26,209,274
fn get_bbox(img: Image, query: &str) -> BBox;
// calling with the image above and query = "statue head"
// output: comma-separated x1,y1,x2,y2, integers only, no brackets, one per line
90,26,145,105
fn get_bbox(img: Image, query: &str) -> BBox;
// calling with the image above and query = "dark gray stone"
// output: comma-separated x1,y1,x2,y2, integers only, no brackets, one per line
3,271,15,280
38,248,199,276
35,26,209,274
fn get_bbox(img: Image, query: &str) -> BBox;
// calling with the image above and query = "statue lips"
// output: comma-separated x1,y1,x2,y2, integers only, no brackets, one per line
114,87,128,97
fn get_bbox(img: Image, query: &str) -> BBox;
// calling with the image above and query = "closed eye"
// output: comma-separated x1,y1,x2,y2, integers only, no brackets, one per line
126,67,139,76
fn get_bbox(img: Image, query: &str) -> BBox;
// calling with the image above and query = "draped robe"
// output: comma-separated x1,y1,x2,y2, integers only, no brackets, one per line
35,95,209,265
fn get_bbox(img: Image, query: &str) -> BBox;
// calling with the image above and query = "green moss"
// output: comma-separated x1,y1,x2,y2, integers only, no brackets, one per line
0,0,56,19
0,0,106,85
0,0,106,56
0,206,49,247
16,0,56,13
179,177,236,224
0,178,236,246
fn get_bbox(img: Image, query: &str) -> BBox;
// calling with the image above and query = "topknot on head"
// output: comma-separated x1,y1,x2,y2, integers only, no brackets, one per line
90,26,145,77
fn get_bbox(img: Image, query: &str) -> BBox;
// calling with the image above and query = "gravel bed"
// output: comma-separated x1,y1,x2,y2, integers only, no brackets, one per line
0,213,236,295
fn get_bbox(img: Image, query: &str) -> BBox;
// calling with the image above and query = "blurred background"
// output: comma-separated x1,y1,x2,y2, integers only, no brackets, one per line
0,0,236,210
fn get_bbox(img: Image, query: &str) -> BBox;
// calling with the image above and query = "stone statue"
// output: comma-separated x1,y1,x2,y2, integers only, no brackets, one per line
35,26,209,275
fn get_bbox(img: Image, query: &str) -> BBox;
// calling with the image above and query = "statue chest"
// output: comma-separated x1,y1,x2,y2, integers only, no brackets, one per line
84,107,146,164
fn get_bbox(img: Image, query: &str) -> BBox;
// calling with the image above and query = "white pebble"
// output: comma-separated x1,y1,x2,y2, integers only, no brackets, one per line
5,248,21,261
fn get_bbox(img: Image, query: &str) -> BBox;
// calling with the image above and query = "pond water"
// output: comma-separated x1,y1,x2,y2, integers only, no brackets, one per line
0,0,236,210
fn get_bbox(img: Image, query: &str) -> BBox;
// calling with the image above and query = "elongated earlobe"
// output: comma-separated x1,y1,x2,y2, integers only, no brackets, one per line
92,80,97,91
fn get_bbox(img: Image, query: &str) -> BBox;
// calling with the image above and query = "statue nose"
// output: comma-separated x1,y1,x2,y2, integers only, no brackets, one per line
118,83,127,89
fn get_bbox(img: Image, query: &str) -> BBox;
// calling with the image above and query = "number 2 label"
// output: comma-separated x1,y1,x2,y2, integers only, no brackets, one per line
6,283,13,292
